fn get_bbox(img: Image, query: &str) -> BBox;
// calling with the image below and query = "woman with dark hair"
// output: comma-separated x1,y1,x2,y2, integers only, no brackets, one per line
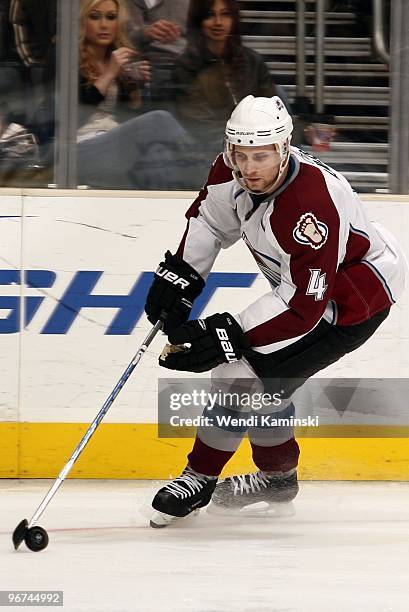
172,0,288,168
186,0,241,57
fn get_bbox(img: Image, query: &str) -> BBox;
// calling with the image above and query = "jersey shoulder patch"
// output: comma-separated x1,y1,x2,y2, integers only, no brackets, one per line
293,212,329,250
269,163,339,254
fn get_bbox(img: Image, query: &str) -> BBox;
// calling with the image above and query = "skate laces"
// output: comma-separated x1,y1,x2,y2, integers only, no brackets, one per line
230,471,271,496
164,467,211,500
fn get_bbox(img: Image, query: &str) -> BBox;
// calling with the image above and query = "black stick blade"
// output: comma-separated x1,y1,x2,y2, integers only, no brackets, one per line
12,519,28,550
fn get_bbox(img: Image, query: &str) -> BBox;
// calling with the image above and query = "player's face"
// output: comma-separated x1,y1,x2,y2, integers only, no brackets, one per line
202,0,234,44
233,145,282,193
85,0,118,47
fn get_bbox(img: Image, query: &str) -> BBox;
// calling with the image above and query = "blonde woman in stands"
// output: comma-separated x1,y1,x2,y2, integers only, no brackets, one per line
77,0,193,189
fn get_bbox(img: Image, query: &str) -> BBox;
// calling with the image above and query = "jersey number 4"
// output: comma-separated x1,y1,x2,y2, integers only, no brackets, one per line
307,268,328,301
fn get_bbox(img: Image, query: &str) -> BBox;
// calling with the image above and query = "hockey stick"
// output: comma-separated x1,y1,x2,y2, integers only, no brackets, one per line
12,318,164,552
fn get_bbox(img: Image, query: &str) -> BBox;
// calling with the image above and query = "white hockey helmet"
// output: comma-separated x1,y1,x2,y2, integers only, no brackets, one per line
224,95,293,193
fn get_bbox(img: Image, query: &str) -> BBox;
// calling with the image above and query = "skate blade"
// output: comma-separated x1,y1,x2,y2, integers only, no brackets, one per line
150,509,200,529
207,501,295,519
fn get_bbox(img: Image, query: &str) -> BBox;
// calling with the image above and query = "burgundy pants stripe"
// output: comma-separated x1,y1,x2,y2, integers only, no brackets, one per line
188,435,300,477
251,438,300,473
188,437,235,476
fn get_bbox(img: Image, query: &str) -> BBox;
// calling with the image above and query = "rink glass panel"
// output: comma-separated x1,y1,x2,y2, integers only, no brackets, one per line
0,2,57,188
1,1,407,192
56,1,409,192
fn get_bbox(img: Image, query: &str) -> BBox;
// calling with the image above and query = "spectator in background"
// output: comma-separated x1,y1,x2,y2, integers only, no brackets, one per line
0,100,40,185
1,0,18,64
9,0,57,144
9,0,56,72
78,0,150,136
126,0,189,103
77,0,195,189
0,0,26,123
172,0,290,179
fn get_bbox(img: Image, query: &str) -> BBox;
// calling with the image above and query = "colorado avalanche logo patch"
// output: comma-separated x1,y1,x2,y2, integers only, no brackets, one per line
293,212,328,250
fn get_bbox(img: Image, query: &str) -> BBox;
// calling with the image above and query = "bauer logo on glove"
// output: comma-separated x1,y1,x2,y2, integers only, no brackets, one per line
156,266,190,289
215,322,239,363
159,312,249,373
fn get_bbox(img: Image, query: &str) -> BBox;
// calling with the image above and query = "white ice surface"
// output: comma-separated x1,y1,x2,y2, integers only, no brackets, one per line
1,480,409,612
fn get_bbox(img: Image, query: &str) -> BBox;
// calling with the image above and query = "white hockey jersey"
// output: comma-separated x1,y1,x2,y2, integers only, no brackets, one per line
177,148,408,354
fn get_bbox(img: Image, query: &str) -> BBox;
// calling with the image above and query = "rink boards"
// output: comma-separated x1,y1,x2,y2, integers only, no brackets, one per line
0,188,408,479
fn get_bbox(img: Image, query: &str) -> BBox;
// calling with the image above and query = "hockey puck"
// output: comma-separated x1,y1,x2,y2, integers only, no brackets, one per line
24,526,49,552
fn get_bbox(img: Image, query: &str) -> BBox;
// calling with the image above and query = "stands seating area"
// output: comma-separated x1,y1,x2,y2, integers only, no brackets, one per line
240,0,390,192
0,0,392,191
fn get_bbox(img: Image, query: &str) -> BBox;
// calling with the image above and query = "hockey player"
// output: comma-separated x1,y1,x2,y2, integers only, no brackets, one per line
144,95,408,527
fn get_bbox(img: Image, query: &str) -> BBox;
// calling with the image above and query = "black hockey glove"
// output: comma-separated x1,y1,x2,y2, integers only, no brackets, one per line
159,312,249,373
145,251,205,334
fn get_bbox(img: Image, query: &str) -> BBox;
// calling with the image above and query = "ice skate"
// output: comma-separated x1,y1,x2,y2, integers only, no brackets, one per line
150,466,217,528
208,470,298,518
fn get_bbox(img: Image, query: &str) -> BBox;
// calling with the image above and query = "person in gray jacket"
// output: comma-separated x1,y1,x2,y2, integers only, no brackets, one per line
126,0,189,102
